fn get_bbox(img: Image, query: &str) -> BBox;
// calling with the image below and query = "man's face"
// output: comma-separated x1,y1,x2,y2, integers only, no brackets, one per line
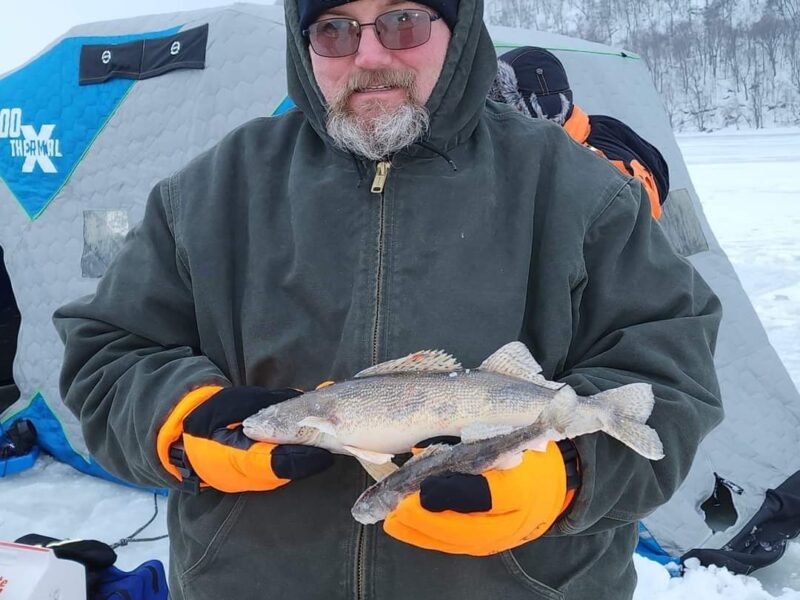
309,0,451,119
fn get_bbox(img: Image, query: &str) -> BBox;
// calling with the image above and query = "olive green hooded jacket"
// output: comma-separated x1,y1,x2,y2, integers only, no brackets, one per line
54,0,723,597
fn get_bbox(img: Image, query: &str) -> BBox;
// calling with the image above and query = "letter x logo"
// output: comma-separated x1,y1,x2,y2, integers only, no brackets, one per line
20,124,57,173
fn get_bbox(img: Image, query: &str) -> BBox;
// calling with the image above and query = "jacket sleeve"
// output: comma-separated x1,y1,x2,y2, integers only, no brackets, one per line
552,180,723,536
53,176,231,489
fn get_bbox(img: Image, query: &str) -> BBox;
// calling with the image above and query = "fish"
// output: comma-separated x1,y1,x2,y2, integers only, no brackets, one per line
242,341,664,485
352,419,553,524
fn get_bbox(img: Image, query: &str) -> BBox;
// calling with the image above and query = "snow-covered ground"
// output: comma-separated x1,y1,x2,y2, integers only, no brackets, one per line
655,127,800,599
679,128,800,393
1,128,799,598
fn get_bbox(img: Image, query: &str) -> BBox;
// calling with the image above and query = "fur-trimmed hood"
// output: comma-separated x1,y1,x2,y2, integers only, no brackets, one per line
489,50,574,125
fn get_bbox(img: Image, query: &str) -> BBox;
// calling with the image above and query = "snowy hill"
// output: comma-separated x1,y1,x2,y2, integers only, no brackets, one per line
485,0,800,131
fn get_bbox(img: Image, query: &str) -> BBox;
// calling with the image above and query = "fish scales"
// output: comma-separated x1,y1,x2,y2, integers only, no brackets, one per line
324,371,556,427
243,370,561,457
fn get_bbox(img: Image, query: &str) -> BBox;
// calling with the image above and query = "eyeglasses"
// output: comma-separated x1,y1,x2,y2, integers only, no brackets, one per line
304,9,441,58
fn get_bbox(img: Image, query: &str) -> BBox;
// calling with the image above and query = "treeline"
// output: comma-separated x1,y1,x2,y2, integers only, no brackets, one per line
485,0,800,130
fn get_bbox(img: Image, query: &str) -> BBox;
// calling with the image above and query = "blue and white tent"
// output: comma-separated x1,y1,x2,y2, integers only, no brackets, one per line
1,2,798,574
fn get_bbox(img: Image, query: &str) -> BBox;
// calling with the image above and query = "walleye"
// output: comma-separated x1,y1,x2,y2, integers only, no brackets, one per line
242,342,664,485
353,419,553,524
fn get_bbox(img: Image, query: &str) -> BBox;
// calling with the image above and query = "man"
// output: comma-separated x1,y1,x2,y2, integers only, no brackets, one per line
489,46,670,220
54,0,722,598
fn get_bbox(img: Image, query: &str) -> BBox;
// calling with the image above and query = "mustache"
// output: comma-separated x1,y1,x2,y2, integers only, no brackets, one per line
330,70,417,112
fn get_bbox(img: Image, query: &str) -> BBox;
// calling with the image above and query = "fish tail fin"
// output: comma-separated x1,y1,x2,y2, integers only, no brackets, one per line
589,383,664,460
590,383,655,423
601,418,664,460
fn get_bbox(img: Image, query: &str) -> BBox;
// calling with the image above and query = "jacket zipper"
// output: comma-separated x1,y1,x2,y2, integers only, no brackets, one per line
355,160,391,600
355,470,369,599
370,160,391,364
371,160,390,194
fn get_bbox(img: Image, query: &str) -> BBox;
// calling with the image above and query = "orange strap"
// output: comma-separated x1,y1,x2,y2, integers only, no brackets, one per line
609,158,661,220
156,385,224,480
563,105,590,144
565,106,662,221
630,159,662,220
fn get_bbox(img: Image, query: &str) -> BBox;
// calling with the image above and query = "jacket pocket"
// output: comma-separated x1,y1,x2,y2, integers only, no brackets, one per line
179,492,249,586
501,550,565,600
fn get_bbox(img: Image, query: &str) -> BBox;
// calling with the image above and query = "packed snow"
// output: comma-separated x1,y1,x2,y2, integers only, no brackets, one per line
1,128,799,598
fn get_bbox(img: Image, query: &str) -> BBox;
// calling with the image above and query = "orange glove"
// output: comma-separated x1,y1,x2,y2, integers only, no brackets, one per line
383,440,579,556
157,385,333,493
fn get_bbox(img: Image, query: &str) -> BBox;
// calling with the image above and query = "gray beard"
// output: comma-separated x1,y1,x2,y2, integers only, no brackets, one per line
326,101,430,161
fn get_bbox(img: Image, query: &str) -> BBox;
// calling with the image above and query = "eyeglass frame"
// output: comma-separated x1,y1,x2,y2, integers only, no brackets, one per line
302,8,442,58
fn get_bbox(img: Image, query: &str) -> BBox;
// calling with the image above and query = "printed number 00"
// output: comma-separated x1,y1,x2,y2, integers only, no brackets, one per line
0,108,22,139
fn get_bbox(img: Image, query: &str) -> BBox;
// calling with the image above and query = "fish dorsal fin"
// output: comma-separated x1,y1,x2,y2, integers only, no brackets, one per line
354,350,462,379
478,342,564,390
404,442,452,467
478,342,542,378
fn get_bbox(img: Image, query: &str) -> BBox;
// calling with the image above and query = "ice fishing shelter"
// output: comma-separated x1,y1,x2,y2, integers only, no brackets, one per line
0,2,798,575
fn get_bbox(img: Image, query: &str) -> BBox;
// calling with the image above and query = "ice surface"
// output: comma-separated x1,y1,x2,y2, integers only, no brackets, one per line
0,127,798,597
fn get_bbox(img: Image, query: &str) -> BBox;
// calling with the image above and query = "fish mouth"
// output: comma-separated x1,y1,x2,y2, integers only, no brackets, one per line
242,422,320,446
351,499,379,525
241,421,274,442
241,406,284,442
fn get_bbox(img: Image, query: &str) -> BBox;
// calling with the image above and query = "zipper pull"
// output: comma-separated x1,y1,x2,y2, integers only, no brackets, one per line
371,160,391,194
717,474,744,495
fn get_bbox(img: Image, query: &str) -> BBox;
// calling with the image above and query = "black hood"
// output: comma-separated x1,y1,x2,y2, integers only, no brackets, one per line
283,0,498,153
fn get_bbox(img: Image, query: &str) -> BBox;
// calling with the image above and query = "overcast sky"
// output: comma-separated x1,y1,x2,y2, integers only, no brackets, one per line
0,1,275,75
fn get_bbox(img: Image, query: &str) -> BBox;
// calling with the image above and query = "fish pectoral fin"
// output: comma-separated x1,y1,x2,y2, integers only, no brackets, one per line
297,416,337,436
405,443,451,466
477,342,563,390
343,445,395,464
346,445,399,482
356,457,400,482
521,431,559,453
353,350,462,378
460,422,520,443
490,451,525,471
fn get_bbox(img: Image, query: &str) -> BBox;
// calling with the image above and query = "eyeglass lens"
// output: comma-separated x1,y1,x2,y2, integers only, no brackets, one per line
308,10,433,58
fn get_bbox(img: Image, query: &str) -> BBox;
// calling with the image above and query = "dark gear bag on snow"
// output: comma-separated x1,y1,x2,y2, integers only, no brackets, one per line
95,560,168,600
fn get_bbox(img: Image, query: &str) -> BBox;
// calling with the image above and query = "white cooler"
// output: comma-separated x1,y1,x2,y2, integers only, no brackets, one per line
0,540,86,600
